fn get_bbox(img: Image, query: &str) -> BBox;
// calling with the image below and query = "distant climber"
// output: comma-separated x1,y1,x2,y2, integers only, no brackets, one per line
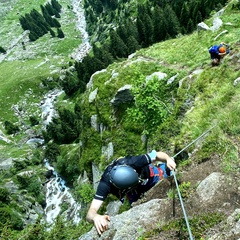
209,42,230,66
86,150,176,235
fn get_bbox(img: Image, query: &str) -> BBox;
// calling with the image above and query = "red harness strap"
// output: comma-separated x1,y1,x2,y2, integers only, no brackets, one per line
149,165,164,180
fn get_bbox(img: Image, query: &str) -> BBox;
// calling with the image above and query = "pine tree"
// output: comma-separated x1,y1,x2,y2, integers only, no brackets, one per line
126,35,140,54
90,57,105,75
38,22,49,34
81,55,95,83
19,16,30,31
0,46,7,54
62,74,79,96
109,29,128,58
99,44,114,66
143,13,154,47
187,18,194,32
190,0,201,25
49,28,56,37
4,121,20,134
54,10,61,18
153,6,167,42
46,107,80,144
41,5,55,27
78,80,87,94
75,61,85,83
125,20,139,42
180,2,190,28
117,24,129,44
94,0,103,14
30,22,45,37
92,43,113,66
52,18,61,28
30,9,49,30
22,13,35,31
163,5,180,38
109,0,118,10
29,31,39,41
51,0,62,12
195,10,202,24
45,2,55,16
136,17,146,47
57,28,64,38
172,0,184,18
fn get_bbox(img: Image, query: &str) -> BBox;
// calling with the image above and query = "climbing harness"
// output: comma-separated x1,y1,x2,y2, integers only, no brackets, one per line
171,125,215,240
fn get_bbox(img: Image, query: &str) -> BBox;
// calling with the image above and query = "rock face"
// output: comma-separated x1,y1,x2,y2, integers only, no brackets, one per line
197,12,224,32
110,85,134,106
79,199,172,240
208,208,240,240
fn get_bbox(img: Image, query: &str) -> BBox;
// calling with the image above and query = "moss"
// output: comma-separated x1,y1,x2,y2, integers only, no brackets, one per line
79,128,103,172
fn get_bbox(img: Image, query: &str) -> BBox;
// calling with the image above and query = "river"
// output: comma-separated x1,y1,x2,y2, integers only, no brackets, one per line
42,0,91,224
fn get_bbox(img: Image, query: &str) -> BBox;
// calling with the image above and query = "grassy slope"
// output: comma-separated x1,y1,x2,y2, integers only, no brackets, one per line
75,1,240,172
0,0,80,122
136,3,240,137
0,0,80,160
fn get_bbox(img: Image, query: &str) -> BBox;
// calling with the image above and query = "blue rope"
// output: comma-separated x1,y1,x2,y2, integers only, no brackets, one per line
172,170,194,240
170,126,216,240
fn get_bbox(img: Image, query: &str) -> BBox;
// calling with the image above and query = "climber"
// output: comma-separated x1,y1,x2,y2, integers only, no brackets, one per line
86,150,176,235
209,42,230,66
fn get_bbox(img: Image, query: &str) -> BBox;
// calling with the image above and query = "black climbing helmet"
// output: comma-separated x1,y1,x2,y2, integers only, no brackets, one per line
109,165,139,190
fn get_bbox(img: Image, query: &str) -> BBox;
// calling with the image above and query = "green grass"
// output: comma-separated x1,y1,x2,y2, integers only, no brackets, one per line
135,6,240,71
0,60,49,122
0,0,82,124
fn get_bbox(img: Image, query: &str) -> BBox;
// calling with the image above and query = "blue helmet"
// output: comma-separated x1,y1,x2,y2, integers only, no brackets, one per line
109,165,139,189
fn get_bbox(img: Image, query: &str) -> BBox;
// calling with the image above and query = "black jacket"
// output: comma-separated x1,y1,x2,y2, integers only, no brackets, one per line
94,154,152,201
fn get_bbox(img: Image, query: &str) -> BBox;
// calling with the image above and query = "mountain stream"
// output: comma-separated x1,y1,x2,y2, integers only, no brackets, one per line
40,90,81,225
42,0,91,224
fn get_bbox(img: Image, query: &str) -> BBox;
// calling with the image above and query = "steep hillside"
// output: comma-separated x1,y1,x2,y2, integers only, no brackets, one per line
0,0,240,239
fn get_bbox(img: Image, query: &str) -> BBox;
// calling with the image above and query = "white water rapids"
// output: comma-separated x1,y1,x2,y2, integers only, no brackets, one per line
41,0,91,224
71,0,91,61
40,90,81,225
44,161,81,224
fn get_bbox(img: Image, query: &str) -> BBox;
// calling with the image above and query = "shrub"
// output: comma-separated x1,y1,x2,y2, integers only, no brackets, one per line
0,207,24,231
16,175,42,196
4,121,20,134
43,142,60,162
29,116,39,126
78,183,95,204
0,188,10,203
13,160,27,171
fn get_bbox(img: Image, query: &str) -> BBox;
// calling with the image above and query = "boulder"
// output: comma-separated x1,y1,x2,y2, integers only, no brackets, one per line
79,199,172,240
110,85,134,106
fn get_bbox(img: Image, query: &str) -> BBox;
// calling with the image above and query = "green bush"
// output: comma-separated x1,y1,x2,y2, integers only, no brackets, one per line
44,142,60,163
0,188,10,203
0,207,23,231
13,160,27,171
31,150,42,165
27,178,42,197
4,121,20,134
29,116,39,126
16,175,41,195
79,183,95,204
55,154,80,183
